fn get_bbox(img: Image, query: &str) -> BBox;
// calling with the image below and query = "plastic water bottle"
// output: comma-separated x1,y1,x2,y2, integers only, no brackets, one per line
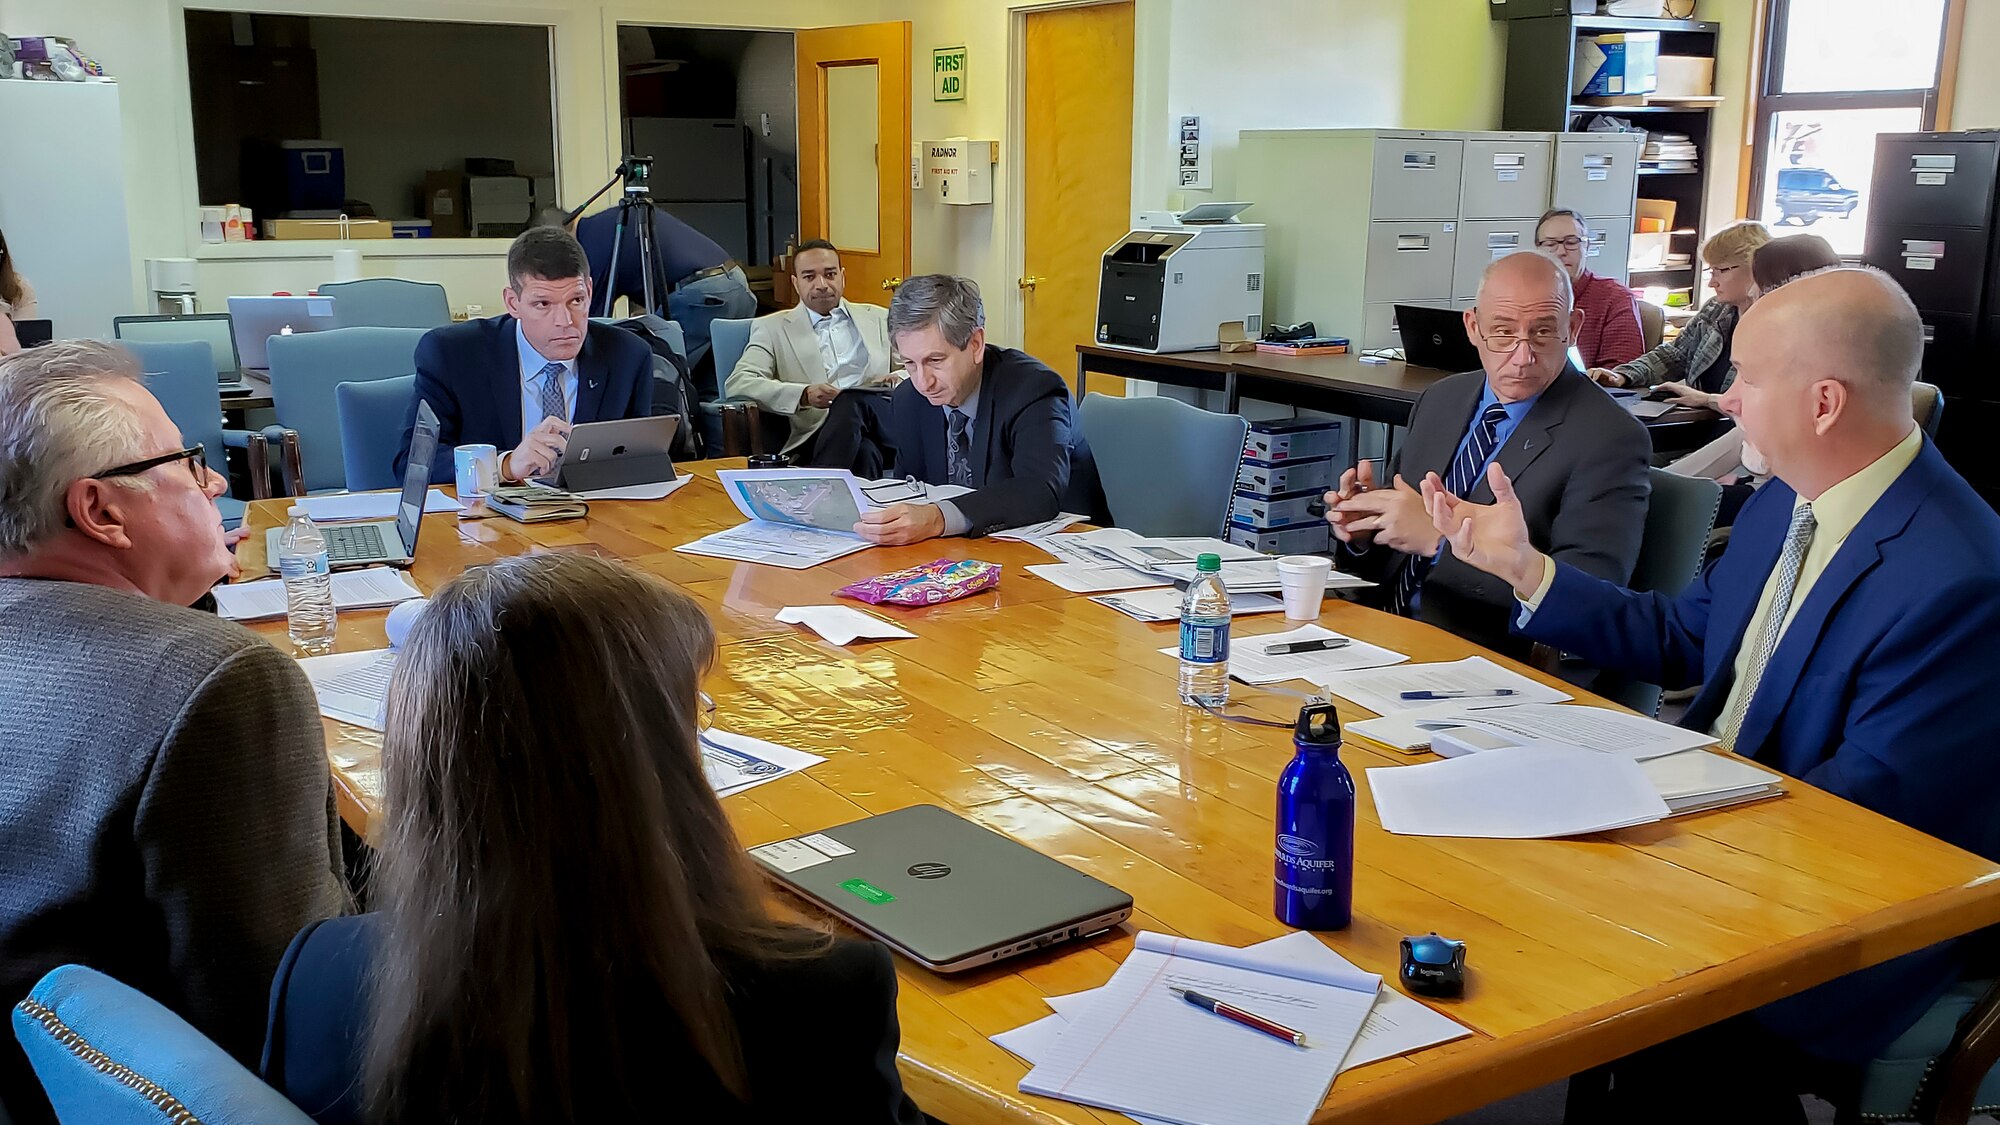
1274,702,1356,931
1177,553,1231,707
277,506,337,656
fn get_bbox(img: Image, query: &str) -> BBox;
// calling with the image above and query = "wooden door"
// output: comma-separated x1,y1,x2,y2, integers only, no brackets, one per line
797,22,911,306
1023,2,1134,392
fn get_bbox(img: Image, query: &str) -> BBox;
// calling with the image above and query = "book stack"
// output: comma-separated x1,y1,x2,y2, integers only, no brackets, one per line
1641,133,1699,174
487,484,589,524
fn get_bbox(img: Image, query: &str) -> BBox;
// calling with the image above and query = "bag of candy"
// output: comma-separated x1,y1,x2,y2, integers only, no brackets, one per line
836,558,1000,606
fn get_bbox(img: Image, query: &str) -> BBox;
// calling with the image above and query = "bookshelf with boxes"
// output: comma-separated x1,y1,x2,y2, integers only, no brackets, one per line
1501,14,1722,326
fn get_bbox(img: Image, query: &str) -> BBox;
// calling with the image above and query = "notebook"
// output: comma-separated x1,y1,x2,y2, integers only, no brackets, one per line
1018,931,1379,1125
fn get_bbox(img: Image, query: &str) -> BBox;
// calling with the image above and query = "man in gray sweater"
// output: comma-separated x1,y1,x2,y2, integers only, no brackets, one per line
0,341,346,1121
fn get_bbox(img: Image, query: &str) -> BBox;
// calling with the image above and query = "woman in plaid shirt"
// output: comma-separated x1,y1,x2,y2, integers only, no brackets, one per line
1589,220,1771,399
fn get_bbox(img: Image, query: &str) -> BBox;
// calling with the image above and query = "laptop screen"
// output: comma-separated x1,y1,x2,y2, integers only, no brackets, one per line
398,401,440,555
113,314,240,380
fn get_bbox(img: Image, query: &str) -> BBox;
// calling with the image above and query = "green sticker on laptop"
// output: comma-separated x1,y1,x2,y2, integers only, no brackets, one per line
840,878,895,905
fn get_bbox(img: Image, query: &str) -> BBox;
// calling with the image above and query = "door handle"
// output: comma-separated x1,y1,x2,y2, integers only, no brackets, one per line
1018,275,1045,291
881,276,905,291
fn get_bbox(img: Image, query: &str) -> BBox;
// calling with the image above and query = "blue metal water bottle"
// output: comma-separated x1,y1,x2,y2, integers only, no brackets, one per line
1274,701,1355,930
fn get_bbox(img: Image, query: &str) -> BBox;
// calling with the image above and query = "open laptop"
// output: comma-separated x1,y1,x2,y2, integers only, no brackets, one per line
751,804,1133,973
265,401,439,569
1394,303,1483,372
112,313,243,383
227,294,339,370
14,319,51,348
537,415,679,491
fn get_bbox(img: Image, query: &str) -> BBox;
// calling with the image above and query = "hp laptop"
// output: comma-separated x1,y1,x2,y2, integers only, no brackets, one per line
537,416,679,491
112,313,243,383
265,401,439,569
14,319,52,348
1394,303,1484,373
227,294,339,370
751,804,1133,973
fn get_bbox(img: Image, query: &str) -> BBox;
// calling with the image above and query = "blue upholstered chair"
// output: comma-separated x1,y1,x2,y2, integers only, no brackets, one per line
12,964,314,1124
317,278,451,330
124,339,253,530
1079,393,1249,538
698,316,786,456
336,374,417,492
1585,468,1723,717
266,327,426,494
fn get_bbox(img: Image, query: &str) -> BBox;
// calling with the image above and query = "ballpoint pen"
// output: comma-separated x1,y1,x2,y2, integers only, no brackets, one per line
1398,688,1520,701
1264,638,1351,655
1168,986,1309,1047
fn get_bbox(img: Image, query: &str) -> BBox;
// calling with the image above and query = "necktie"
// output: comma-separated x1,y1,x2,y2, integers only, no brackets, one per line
535,361,568,424
814,313,838,378
1718,502,1817,752
1388,401,1510,616
946,409,973,488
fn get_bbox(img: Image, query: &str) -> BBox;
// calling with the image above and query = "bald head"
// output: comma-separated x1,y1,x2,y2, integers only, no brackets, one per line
1477,250,1574,313
1741,267,1922,406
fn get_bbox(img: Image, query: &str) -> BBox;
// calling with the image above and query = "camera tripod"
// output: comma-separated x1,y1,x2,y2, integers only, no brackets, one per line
569,156,670,319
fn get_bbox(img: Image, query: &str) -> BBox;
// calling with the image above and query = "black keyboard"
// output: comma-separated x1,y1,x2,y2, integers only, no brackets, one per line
324,525,388,562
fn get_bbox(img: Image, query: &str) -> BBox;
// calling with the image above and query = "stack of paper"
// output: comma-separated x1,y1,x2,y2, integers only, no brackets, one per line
993,514,1088,540
699,728,825,797
1640,749,1786,814
1318,656,1572,715
1027,529,1372,597
1025,562,1169,594
1158,624,1407,684
678,468,875,569
213,567,424,621
1017,932,1384,1125
1352,701,1718,756
294,597,430,731
1369,743,1673,838
992,931,1471,1097
1092,587,1286,622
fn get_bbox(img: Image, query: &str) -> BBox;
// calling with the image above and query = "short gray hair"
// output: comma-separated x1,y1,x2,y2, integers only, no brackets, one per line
0,341,152,560
887,274,985,349
1477,249,1575,312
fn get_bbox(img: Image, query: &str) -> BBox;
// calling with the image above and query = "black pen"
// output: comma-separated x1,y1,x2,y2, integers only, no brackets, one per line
1264,638,1351,655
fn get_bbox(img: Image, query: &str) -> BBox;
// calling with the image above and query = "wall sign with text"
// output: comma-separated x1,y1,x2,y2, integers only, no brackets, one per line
933,45,967,101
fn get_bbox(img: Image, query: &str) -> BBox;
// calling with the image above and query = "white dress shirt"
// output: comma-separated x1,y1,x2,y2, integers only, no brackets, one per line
805,303,873,389
515,323,577,436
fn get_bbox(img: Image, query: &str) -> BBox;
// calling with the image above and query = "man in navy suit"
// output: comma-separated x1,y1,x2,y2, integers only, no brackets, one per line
1420,268,2000,1122
394,226,652,484
856,274,1100,544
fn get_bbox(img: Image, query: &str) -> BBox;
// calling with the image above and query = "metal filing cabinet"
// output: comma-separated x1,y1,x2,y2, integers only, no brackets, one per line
1240,128,1642,352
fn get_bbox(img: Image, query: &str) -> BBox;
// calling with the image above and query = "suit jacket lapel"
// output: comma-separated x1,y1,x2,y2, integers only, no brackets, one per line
971,352,999,487
1478,372,1573,502
573,328,609,423
784,305,825,382
1401,375,1483,485
495,319,526,449
1730,454,1931,756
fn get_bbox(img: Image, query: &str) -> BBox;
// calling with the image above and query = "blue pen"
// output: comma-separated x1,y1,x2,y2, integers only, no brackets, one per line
1399,688,1519,701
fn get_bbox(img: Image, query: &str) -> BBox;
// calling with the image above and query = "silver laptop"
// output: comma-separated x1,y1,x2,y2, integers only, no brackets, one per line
265,401,438,569
751,804,1133,973
113,313,244,384
537,415,679,491
227,294,339,370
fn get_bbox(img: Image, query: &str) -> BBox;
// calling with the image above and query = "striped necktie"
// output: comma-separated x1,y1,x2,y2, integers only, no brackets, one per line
946,409,974,487
535,361,568,423
1388,401,1510,616
1718,502,1817,753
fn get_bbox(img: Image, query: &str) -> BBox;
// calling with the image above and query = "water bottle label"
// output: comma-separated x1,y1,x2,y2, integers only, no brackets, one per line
279,552,330,580
1179,620,1228,664
1275,834,1343,895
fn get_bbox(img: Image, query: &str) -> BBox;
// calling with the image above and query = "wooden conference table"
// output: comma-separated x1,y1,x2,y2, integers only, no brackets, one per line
239,469,2000,1125
1076,344,1732,454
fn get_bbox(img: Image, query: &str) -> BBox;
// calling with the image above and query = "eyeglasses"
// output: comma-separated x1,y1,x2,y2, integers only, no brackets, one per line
859,476,929,504
1535,237,1585,251
1472,323,1568,355
92,445,206,488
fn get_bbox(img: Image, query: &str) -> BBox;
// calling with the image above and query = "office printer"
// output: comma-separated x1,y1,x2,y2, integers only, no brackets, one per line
1095,202,1266,353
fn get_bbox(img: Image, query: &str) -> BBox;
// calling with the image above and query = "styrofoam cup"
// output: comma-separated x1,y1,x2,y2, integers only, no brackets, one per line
1277,555,1333,620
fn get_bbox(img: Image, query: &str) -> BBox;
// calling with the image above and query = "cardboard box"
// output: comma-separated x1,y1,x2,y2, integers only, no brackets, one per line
1636,198,1676,233
263,218,393,240
1230,490,1325,530
1226,520,1331,556
1245,418,1343,463
1656,55,1716,98
423,171,467,238
1573,33,1660,98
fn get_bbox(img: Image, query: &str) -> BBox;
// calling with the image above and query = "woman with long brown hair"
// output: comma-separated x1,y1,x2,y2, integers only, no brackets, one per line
261,553,924,1124
0,227,36,357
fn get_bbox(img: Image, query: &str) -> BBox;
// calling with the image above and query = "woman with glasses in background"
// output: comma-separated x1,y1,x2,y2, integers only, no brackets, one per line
1535,208,1644,370
261,553,925,1125
1588,219,1772,397
0,227,38,357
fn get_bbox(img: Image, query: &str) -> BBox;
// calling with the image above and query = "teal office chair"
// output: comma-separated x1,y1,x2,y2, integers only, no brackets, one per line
125,339,258,530
266,327,426,494
1079,393,1249,537
336,374,417,492
317,278,451,330
1914,380,1945,439
1584,468,1721,716
13,964,314,1124
701,316,786,456
1837,975,1999,1124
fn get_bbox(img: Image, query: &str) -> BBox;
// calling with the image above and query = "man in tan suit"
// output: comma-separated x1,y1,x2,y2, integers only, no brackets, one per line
724,240,901,475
